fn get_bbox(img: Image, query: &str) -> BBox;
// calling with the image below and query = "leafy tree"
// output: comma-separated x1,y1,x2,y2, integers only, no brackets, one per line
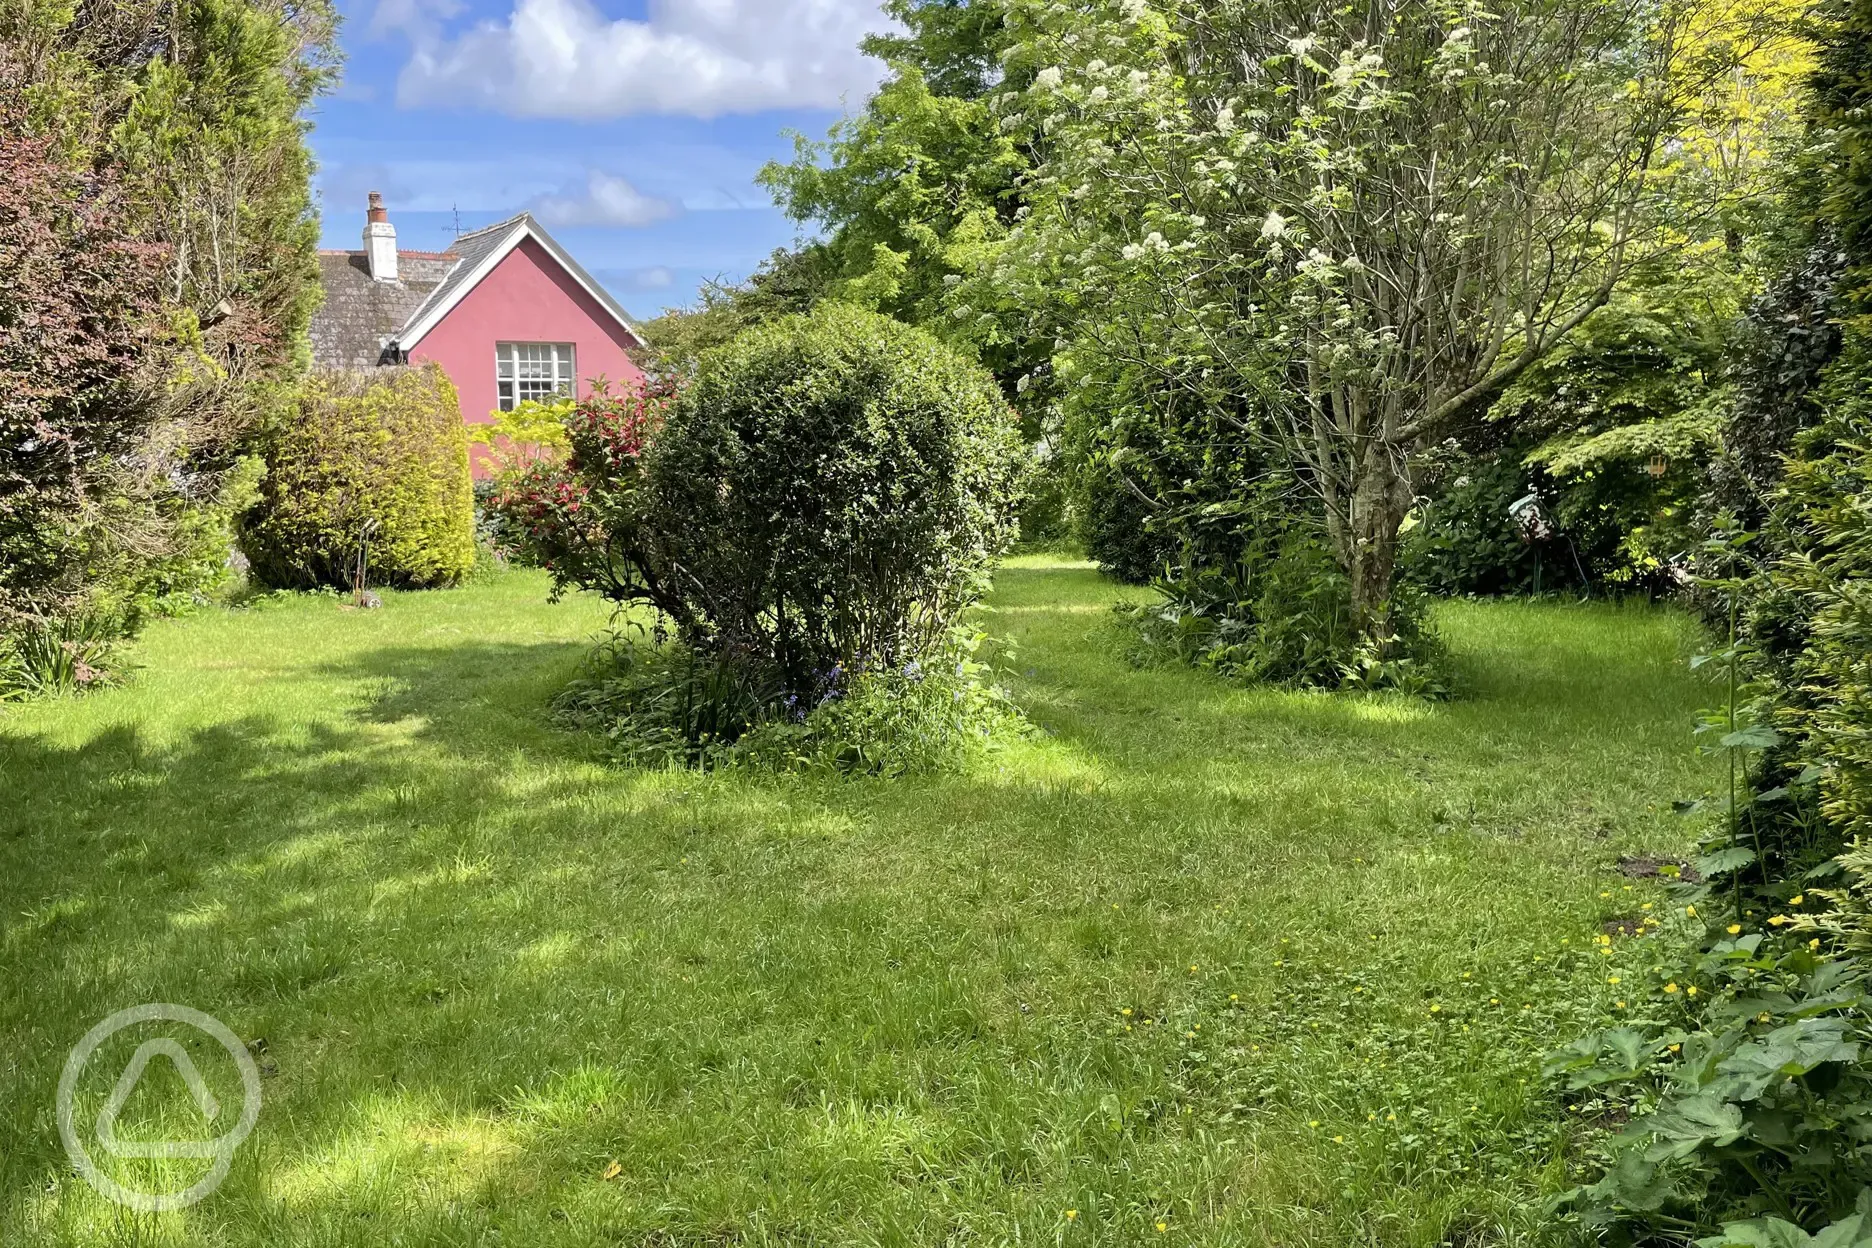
0,84,171,638
979,0,1771,637
0,0,336,683
759,0,1029,363
634,247,832,375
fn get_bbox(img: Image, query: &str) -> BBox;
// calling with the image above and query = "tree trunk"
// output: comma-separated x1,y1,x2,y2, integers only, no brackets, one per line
1344,437,1413,643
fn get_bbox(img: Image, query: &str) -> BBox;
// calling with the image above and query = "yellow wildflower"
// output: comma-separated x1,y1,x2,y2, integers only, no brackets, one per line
1727,925,1742,935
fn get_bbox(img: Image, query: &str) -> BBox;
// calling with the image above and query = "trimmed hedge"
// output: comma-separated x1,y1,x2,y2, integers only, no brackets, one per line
242,365,475,590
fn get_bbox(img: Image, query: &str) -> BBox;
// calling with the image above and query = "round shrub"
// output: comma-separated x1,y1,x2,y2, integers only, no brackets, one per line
242,365,475,590
647,305,1027,692
487,306,1029,761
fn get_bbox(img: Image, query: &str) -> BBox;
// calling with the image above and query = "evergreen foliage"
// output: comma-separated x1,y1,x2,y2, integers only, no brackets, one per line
243,367,476,591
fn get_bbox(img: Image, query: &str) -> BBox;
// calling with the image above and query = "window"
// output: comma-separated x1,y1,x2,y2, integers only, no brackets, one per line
496,342,576,411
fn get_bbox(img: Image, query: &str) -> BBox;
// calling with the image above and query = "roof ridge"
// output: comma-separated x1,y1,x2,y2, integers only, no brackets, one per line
452,211,532,243
319,248,461,260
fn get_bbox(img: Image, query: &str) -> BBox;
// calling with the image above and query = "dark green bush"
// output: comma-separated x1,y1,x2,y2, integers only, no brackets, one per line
1080,457,1174,583
644,305,1027,694
242,366,475,590
488,306,1030,766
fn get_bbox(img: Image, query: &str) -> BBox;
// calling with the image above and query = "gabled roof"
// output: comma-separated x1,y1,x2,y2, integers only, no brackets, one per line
394,212,646,353
309,251,458,369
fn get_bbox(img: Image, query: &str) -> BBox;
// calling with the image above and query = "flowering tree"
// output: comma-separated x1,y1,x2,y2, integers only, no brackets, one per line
977,0,1765,634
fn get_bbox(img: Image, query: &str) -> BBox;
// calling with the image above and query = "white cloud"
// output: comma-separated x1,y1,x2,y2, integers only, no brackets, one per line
612,266,676,291
389,0,893,120
528,171,680,227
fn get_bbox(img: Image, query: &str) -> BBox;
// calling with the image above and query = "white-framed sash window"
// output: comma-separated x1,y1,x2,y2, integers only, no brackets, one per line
496,342,576,411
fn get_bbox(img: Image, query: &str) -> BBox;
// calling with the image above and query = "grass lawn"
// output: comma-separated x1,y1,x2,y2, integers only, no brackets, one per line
0,558,1717,1246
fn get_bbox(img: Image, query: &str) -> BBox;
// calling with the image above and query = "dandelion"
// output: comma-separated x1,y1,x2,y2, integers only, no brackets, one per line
1641,903,1653,912
1685,905,1698,918
1066,1210,1078,1221
1686,986,1698,997
1229,993,1239,1002
1769,915,1791,926
1189,964,1199,973
1121,1008,1133,1017
1668,1043,1681,1053
1615,1001,1626,1009
1664,982,1679,993
1810,938,1822,951
1727,924,1742,935
1332,1134,1344,1143
1309,1119,1321,1128
1791,894,1805,906
1428,1004,1441,1013
1155,1221,1169,1234
1607,976,1621,984
1489,998,1499,1005
1386,1113,1397,1121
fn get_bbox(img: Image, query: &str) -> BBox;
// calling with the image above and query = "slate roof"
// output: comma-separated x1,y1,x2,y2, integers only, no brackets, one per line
308,250,460,369
309,213,646,368
394,216,528,350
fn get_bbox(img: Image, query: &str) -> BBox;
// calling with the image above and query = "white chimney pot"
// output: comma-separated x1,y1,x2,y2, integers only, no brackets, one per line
364,191,398,283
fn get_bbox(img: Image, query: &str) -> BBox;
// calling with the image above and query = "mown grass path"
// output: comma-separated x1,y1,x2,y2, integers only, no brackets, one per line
1,559,1714,1246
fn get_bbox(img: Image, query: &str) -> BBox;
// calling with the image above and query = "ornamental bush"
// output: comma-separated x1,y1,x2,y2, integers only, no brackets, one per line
242,366,475,590
489,305,1029,756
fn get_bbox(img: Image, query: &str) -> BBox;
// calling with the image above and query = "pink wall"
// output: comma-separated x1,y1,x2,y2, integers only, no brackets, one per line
408,236,644,478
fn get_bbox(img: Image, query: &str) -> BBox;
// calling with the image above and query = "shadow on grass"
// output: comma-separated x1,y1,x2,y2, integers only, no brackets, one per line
0,570,1715,1245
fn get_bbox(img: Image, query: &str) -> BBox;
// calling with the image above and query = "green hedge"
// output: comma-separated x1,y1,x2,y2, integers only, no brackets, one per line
242,365,475,590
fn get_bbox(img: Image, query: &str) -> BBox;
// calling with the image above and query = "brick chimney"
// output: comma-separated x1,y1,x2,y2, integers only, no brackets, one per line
364,191,398,283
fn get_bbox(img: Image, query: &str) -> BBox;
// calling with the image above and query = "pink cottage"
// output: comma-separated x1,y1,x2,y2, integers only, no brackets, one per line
309,193,647,476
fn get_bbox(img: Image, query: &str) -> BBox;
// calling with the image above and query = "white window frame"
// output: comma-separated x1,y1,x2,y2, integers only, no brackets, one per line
495,342,577,412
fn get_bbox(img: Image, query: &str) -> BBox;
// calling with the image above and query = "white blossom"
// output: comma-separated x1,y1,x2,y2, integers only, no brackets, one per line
1089,85,1109,102
1259,210,1288,239
1119,0,1150,21
1033,66,1063,91
1215,106,1235,133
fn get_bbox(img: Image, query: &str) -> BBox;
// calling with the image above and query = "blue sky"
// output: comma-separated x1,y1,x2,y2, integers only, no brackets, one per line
310,0,893,317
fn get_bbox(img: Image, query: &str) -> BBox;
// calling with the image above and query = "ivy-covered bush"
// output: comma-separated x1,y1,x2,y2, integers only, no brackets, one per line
489,305,1029,765
242,366,475,590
